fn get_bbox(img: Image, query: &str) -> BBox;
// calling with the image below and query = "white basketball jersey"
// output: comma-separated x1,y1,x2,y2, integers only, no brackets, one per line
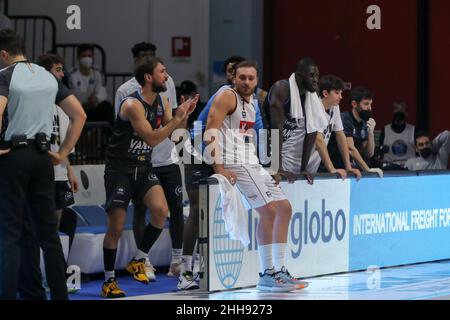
218,88,259,166
51,105,70,181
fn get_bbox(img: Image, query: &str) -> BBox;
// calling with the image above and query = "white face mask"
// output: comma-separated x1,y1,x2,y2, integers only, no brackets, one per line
80,57,93,68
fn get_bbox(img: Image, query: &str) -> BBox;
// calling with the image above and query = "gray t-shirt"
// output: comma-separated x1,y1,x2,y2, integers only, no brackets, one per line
405,131,450,171
0,62,70,141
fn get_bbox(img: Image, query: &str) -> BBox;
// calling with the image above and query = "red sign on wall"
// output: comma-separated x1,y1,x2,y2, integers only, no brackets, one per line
172,37,191,57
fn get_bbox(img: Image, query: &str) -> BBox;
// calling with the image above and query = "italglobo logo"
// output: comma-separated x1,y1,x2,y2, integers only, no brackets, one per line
290,199,346,259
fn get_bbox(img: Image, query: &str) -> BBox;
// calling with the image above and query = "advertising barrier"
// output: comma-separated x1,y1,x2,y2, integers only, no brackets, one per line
349,174,450,270
200,173,450,291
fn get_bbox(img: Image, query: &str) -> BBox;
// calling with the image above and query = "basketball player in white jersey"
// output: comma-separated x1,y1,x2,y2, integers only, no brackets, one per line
205,61,306,292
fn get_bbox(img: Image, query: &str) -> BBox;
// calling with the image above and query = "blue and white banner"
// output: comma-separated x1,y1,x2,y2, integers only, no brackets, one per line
349,175,450,270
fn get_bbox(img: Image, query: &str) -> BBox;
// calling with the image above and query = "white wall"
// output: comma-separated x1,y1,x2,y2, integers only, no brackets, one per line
8,0,263,101
148,0,210,99
209,0,263,94
9,0,210,98
9,0,150,72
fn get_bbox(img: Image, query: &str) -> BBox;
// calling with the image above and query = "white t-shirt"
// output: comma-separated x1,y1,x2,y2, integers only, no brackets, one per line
51,105,73,181
69,67,107,105
114,76,179,167
307,105,344,173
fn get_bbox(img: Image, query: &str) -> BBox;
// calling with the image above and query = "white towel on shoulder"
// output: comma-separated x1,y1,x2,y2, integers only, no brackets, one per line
289,73,328,133
211,174,250,246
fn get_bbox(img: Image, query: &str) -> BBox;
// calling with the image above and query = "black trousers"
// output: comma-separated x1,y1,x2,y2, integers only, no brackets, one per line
0,146,68,300
17,207,46,300
18,207,78,300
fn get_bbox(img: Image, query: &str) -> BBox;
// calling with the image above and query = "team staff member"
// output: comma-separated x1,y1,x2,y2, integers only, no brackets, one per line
18,54,80,299
37,53,80,293
327,86,383,177
0,30,86,300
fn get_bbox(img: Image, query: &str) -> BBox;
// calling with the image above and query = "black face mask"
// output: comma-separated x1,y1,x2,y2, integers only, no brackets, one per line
419,147,432,159
391,112,406,133
393,111,406,123
391,123,406,134
358,109,373,122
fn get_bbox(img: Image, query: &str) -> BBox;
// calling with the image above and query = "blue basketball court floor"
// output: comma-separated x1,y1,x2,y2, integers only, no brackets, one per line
69,260,450,300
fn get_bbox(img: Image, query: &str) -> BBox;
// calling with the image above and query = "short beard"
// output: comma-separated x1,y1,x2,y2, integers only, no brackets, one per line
235,86,253,98
152,81,167,94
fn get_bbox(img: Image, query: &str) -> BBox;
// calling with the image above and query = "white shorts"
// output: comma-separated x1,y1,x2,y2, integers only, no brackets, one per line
225,164,287,209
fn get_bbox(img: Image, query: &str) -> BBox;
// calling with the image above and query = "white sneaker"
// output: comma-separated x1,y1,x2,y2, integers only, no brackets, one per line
177,271,199,291
167,261,182,277
145,258,156,281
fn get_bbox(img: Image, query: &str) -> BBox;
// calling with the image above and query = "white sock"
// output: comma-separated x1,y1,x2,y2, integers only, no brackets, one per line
272,243,286,271
193,253,201,274
134,250,148,261
172,248,183,263
258,244,274,274
104,271,115,282
181,255,193,273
